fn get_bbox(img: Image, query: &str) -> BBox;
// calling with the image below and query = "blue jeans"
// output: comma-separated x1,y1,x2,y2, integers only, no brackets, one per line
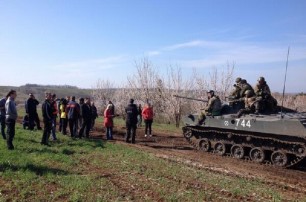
106,127,113,140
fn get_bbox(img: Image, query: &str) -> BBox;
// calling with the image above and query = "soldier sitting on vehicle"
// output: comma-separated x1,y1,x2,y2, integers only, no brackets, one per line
236,90,261,117
254,77,278,113
198,90,222,125
228,77,250,111
228,77,242,100
239,79,254,98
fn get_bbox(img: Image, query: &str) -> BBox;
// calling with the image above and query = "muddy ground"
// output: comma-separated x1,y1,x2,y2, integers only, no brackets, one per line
92,126,306,200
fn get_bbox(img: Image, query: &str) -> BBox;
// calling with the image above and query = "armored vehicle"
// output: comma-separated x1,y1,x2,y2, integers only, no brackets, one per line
181,101,306,168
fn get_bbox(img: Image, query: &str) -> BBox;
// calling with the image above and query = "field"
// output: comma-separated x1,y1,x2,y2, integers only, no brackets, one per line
1,116,306,201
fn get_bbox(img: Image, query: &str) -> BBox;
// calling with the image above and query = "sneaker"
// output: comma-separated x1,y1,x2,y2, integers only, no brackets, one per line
144,134,147,137
149,134,152,137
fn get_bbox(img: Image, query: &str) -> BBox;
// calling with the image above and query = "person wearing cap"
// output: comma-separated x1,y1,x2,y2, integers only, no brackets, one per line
26,93,42,130
198,90,222,125
254,77,278,112
125,99,138,143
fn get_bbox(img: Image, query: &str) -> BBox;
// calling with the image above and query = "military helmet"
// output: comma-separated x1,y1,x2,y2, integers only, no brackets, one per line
235,77,242,83
245,90,253,98
258,76,265,82
241,79,247,84
207,90,215,96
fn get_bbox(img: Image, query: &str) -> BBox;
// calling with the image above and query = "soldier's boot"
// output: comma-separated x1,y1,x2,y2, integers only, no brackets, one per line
197,117,205,126
236,110,244,118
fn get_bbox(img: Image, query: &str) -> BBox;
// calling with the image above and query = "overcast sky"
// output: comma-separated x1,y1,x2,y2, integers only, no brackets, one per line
0,0,306,92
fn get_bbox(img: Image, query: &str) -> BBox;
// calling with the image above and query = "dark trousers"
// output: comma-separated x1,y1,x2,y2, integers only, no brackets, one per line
91,118,96,130
42,119,52,145
68,119,78,137
106,127,113,140
60,118,68,134
144,119,153,135
0,115,6,139
79,119,91,138
59,117,63,131
126,124,136,143
29,112,41,130
6,118,15,149
51,117,57,140
137,115,142,127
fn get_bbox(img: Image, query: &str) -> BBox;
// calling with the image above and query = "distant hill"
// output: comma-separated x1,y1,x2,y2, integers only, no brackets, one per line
0,84,92,104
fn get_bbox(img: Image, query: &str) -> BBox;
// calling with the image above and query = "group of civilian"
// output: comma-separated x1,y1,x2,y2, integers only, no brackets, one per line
0,89,154,150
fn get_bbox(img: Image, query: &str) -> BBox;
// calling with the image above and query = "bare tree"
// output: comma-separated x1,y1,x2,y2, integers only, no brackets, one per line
91,79,115,113
127,58,160,103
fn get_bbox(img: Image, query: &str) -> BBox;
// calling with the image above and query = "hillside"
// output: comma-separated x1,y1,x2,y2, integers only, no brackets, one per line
0,84,92,104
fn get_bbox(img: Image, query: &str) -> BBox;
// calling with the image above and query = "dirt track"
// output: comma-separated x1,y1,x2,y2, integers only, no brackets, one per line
92,126,306,199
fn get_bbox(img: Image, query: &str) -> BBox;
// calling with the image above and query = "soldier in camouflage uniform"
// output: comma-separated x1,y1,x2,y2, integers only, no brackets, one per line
254,77,277,112
229,77,242,100
236,90,260,117
239,79,254,98
198,90,222,125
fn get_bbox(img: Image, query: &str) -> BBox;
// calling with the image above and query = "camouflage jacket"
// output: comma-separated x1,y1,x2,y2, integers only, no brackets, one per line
240,83,254,97
205,95,222,115
254,82,271,97
244,96,258,109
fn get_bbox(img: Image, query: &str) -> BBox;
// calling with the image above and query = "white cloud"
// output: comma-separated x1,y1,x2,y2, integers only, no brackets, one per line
53,55,128,70
145,39,306,68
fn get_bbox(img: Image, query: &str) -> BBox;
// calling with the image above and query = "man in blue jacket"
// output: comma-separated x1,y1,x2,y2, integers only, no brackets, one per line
66,96,80,138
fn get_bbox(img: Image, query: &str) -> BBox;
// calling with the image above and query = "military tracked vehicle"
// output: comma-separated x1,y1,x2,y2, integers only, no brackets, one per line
180,97,306,168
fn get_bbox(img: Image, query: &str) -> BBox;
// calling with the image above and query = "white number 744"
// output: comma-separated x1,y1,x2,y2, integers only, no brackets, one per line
235,119,251,128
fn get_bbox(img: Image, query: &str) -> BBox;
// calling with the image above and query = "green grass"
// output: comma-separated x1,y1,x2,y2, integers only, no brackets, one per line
0,124,303,201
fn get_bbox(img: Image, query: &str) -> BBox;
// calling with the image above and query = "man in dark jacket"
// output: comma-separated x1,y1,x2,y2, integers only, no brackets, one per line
66,96,80,138
79,98,92,138
26,93,42,130
41,92,53,146
0,97,7,139
51,94,58,141
5,90,17,150
78,98,84,133
91,102,98,130
125,99,138,144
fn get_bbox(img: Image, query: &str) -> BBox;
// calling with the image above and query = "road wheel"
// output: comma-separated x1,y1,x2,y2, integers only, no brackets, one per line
249,147,265,163
214,142,226,156
198,139,211,152
231,144,245,159
271,151,288,167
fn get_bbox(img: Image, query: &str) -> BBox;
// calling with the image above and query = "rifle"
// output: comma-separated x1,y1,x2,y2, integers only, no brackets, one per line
173,95,208,102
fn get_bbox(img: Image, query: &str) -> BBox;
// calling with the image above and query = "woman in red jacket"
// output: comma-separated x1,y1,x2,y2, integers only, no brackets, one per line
142,103,154,137
104,104,114,140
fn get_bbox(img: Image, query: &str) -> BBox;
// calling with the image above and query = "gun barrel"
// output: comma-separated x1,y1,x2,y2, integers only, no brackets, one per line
173,95,207,102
